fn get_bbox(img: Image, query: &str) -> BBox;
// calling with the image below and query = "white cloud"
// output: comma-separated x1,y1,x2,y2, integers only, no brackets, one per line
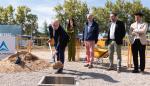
0,0,60,28
30,5,58,29
32,6,56,15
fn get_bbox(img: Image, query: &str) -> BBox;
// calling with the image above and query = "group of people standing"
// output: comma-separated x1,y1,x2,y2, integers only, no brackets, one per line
48,11,148,74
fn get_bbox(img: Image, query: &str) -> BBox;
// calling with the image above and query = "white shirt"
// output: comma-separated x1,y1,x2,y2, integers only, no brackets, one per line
88,22,93,32
110,22,116,39
134,22,143,39
130,22,148,45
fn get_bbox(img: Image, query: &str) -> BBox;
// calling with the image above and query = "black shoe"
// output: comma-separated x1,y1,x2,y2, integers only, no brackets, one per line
117,68,121,73
132,70,139,73
88,65,93,69
84,64,89,67
55,68,63,74
107,67,114,71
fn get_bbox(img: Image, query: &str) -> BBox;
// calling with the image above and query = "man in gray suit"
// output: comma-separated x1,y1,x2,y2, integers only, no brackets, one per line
129,12,148,73
106,12,126,73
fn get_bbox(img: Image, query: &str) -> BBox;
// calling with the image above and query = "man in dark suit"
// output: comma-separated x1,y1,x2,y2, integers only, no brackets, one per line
82,14,99,68
106,12,126,73
48,19,70,73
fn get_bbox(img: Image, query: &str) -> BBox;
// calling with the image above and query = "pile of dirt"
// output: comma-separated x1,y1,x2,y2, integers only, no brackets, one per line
0,51,51,73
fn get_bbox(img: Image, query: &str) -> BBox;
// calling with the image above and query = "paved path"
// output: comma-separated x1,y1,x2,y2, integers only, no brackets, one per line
0,49,150,86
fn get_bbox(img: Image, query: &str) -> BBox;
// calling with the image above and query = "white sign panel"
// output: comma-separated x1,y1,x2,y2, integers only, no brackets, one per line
0,36,16,59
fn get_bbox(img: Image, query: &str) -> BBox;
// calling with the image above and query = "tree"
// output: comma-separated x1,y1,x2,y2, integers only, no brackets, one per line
54,0,89,61
1,7,9,24
16,6,31,33
15,6,38,35
0,6,4,24
54,0,89,33
25,14,38,36
6,5,15,24
0,5,39,35
0,5,15,24
43,21,49,37
92,7,110,32
92,0,150,32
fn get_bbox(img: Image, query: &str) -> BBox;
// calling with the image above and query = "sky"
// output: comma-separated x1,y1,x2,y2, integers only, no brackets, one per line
0,0,150,30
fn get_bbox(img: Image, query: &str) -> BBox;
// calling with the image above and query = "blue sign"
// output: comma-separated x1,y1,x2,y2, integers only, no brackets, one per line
0,25,22,36
0,41,9,51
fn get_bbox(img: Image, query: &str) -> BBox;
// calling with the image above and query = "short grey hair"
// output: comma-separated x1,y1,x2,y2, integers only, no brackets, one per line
86,13,93,17
51,18,59,24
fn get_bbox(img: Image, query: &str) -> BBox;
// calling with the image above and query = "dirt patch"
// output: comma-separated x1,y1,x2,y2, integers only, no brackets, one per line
0,51,51,73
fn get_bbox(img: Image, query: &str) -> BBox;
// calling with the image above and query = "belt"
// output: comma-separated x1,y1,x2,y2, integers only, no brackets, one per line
110,39,115,41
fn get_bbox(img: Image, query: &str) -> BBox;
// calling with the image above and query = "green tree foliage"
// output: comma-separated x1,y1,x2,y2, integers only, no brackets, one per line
0,6,4,24
54,0,150,33
54,0,89,60
54,0,89,33
0,5,38,36
16,6,38,35
92,7,109,32
6,5,15,24
0,5,15,24
25,14,38,36
15,6,30,26
43,21,49,37
92,0,150,32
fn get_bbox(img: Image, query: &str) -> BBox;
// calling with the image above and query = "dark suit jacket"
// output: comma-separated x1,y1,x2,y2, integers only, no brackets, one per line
106,20,126,45
49,25,70,50
82,21,99,43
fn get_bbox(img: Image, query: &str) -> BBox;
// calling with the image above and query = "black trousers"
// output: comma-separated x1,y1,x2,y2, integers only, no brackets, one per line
131,39,146,71
55,41,68,64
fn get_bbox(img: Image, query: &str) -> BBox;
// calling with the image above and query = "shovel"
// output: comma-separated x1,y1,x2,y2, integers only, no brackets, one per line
48,41,55,63
15,52,21,64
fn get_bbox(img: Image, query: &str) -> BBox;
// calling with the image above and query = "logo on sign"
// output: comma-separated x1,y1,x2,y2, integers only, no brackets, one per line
0,41,9,51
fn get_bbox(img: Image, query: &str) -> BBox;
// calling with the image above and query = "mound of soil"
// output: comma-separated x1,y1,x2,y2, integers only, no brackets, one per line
0,51,51,73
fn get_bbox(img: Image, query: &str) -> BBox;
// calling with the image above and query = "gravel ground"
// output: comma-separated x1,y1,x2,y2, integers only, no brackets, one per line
0,49,150,86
